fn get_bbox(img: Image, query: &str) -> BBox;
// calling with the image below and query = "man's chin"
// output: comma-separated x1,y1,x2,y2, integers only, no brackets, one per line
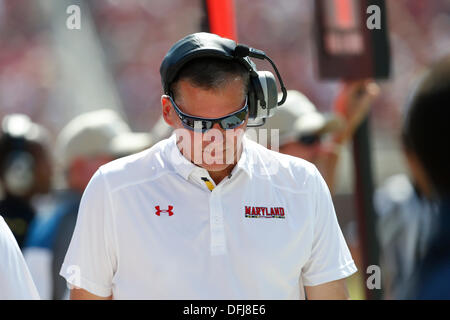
198,162,233,172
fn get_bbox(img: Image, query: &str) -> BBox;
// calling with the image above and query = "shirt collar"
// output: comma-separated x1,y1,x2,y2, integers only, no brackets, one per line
164,133,252,182
231,134,252,178
164,133,197,180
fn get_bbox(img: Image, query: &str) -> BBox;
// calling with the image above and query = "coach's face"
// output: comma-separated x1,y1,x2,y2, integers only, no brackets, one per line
162,77,248,172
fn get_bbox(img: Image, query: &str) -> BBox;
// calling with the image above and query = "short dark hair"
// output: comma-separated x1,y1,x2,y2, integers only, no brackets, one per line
402,55,450,197
170,57,249,101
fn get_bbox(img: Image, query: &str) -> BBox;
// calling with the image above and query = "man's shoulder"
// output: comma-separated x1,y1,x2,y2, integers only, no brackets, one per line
245,138,319,192
246,138,317,173
0,216,19,252
97,137,174,190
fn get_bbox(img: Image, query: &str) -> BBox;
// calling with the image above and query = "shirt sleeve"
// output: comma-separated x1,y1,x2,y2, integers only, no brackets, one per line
0,216,40,299
301,166,357,287
59,169,117,297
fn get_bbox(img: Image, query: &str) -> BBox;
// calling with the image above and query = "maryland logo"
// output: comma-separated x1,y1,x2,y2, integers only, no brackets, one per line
244,206,285,219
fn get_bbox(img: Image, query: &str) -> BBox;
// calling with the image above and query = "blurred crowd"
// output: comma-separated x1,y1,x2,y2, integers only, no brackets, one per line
0,109,171,299
1,0,449,134
0,0,449,300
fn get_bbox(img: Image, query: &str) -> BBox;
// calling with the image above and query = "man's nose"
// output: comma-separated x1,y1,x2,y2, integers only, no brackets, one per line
207,123,225,143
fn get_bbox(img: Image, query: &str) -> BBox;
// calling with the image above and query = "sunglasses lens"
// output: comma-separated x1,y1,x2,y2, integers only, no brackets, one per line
220,110,247,130
186,119,212,132
171,95,247,132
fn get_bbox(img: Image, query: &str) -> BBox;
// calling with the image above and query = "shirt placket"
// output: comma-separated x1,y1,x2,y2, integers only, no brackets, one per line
209,186,227,256
189,170,228,256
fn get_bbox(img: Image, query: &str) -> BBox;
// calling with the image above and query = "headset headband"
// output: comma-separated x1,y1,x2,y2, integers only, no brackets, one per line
160,33,251,94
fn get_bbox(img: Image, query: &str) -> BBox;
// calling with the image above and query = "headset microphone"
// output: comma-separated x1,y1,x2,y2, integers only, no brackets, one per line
234,44,265,60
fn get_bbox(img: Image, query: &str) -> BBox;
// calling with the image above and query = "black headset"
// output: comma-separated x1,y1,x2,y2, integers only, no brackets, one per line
160,32,287,126
0,115,36,197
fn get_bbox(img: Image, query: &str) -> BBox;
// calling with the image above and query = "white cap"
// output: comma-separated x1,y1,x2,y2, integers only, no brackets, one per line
250,90,343,146
109,132,153,157
56,109,153,168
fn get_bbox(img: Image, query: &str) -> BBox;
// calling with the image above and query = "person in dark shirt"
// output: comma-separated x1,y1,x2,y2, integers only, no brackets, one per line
401,55,450,299
0,114,52,248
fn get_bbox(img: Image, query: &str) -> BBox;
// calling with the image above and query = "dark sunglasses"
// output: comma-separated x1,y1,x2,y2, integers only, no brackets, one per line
167,95,248,132
298,134,321,146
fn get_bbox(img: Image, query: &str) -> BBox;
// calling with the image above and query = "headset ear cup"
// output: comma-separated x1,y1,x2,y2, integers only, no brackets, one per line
251,74,266,109
248,74,266,120
258,71,278,111
247,78,258,120
247,71,277,123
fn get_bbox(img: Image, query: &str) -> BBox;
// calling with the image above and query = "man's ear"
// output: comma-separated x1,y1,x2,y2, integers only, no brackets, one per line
161,95,176,127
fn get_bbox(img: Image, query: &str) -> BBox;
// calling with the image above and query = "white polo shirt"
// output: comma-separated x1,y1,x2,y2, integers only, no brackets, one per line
60,133,356,299
0,216,40,299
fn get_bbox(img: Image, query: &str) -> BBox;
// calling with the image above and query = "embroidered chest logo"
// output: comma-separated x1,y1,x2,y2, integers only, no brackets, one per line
244,206,285,219
155,205,174,216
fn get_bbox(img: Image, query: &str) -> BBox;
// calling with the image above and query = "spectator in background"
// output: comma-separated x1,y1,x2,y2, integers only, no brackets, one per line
248,89,343,179
23,109,153,300
0,215,40,299
401,55,450,299
375,72,439,298
374,174,437,299
0,114,52,248
252,81,379,194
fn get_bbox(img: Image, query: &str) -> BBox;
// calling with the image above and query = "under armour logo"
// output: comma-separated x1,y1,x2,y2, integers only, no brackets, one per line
155,205,174,216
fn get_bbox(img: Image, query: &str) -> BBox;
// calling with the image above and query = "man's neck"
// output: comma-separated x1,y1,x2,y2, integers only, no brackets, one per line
175,136,245,186
207,141,244,185
208,164,236,185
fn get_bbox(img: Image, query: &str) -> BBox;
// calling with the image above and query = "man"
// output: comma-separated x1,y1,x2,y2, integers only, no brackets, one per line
0,215,40,299
0,114,52,248
24,109,152,299
61,33,356,300
401,55,450,299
